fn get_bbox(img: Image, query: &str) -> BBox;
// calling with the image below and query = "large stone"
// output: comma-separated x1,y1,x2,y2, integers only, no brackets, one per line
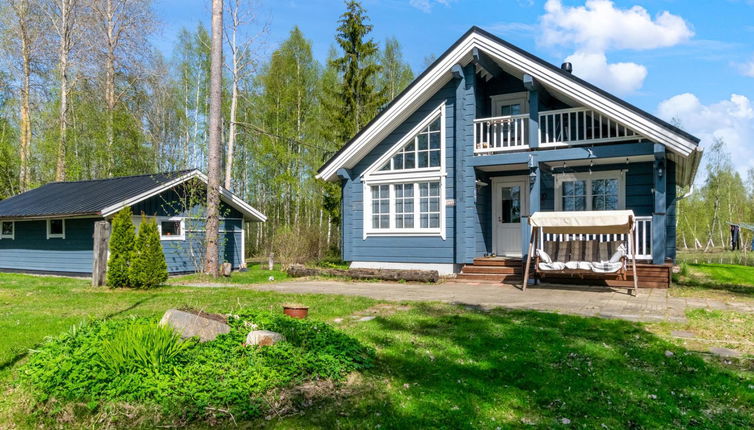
159,309,230,342
245,330,285,347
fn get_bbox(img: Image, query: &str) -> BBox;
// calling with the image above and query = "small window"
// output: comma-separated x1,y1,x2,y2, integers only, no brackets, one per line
47,219,65,239
0,221,14,239
159,219,184,240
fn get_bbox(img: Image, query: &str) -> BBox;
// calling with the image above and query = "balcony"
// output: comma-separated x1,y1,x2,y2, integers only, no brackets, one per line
473,107,641,155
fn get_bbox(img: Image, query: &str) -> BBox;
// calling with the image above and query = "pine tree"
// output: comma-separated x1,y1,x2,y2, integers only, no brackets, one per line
106,207,135,287
129,215,168,288
329,0,385,144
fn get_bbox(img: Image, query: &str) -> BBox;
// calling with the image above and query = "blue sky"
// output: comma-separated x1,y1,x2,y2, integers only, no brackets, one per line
153,0,754,174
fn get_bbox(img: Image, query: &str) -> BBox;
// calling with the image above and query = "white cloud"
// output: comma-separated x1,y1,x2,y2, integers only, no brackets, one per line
540,0,693,52
565,51,647,94
657,93,754,174
737,57,754,77
538,0,693,94
409,0,453,13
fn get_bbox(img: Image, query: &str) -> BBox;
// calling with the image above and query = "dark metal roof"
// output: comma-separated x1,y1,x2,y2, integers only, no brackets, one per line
318,26,700,176
0,170,195,219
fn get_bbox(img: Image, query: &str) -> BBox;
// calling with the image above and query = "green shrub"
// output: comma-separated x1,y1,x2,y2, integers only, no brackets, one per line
130,215,168,288
107,207,135,287
100,322,193,374
22,310,373,424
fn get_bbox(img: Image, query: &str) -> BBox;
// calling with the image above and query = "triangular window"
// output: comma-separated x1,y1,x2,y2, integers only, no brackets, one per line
378,115,442,171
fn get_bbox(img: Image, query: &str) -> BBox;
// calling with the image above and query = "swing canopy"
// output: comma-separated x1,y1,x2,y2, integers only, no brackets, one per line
529,210,635,235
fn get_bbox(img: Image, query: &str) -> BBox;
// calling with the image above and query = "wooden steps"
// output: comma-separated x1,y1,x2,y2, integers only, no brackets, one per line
453,258,672,288
454,258,523,284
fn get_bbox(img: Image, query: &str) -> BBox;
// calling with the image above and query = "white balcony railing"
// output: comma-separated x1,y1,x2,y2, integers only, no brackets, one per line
538,215,653,261
473,107,641,154
473,113,528,153
539,107,639,147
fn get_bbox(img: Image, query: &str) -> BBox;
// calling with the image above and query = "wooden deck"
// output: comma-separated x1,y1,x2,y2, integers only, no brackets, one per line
455,258,672,289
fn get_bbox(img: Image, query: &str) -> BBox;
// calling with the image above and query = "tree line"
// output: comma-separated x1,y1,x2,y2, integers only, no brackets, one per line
0,0,414,258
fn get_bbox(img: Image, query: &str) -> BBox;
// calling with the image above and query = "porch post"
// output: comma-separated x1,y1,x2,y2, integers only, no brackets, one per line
523,74,539,149
652,144,667,265
525,157,541,258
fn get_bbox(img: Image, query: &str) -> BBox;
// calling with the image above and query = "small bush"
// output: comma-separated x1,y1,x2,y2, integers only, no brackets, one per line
107,207,135,287
271,225,323,268
129,215,168,288
22,310,373,424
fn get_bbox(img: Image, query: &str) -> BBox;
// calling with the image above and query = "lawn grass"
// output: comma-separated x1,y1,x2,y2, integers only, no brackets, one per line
1,272,753,428
169,262,290,285
648,308,754,356
671,262,754,302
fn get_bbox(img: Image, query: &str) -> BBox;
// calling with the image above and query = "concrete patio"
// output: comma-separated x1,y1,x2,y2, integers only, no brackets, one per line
205,280,754,323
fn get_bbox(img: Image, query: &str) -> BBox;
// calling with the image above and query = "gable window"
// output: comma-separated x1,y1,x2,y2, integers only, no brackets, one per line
555,171,624,211
158,217,185,241
1,221,14,240
379,115,441,171
362,103,446,238
47,219,65,239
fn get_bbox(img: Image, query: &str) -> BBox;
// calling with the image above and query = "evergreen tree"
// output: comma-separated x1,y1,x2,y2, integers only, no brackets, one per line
129,215,168,288
379,37,414,101
329,0,385,144
106,207,135,287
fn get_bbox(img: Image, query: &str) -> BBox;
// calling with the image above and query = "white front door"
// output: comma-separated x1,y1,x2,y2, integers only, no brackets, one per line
492,177,529,257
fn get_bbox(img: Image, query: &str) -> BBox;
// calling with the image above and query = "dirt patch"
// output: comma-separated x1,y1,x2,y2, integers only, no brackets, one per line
263,373,370,420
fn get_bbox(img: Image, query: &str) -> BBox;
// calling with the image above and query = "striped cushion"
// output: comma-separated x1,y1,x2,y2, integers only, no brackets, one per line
569,240,583,261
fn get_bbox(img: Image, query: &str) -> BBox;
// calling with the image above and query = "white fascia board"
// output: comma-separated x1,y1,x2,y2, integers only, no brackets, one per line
100,170,201,217
317,31,697,181
101,170,267,222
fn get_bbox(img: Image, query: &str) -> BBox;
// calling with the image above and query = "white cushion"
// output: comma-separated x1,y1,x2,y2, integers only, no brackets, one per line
565,261,592,270
538,262,566,271
591,261,623,273
609,244,627,263
537,249,552,263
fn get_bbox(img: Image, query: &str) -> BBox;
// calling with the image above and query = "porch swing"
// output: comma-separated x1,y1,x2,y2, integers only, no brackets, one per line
521,210,639,296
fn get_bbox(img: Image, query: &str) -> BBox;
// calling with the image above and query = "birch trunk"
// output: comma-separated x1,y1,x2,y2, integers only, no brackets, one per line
203,0,223,276
54,0,73,181
17,0,32,191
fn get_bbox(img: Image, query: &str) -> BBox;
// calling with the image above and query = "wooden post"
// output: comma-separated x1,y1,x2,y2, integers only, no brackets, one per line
268,252,274,271
522,227,536,292
92,221,111,287
629,227,638,296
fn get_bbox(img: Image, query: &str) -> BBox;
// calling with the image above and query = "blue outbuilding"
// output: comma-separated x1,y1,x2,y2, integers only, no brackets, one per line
0,170,266,276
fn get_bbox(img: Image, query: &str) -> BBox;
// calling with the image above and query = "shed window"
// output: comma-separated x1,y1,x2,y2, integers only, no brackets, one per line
47,219,65,239
159,219,184,240
1,221,14,239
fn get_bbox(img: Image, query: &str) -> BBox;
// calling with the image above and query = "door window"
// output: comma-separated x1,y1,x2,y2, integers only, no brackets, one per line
500,186,521,223
499,103,522,116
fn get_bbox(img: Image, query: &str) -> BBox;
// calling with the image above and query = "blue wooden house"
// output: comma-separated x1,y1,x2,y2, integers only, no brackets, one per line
0,170,266,275
317,27,702,287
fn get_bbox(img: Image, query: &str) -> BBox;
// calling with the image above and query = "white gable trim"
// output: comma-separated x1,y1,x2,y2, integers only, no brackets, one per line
362,102,446,180
100,170,267,222
317,29,698,182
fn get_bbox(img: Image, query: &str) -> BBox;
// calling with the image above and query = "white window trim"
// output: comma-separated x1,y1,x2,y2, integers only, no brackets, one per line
363,179,447,239
46,219,66,239
361,103,447,239
554,170,626,211
490,91,529,116
157,217,186,241
0,221,14,240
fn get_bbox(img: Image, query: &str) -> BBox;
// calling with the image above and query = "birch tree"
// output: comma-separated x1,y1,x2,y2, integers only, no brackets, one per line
44,0,82,181
379,37,413,101
89,0,155,176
